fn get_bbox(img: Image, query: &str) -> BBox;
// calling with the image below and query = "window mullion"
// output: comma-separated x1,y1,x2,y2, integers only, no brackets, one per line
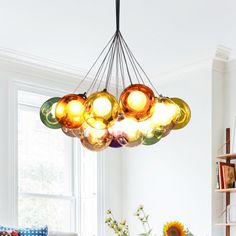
19,192,76,201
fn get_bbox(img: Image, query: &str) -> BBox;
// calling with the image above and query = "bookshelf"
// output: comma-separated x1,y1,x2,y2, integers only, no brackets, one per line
215,128,235,236
215,223,236,227
217,153,236,160
215,188,236,193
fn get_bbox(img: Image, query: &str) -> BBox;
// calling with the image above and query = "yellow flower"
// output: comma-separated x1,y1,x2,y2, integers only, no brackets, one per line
120,220,127,226
163,221,185,236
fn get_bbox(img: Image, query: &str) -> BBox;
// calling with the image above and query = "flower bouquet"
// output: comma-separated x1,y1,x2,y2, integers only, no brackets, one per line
105,205,193,236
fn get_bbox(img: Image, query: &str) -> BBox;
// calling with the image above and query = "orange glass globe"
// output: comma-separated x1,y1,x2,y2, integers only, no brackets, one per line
84,91,119,130
79,122,112,151
55,94,86,129
150,97,181,129
171,97,191,130
120,84,155,121
109,116,143,147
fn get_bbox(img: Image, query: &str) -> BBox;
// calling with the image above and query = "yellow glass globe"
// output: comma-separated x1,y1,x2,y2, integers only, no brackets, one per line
84,91,119,130
171,97,191,130
93,97,112,116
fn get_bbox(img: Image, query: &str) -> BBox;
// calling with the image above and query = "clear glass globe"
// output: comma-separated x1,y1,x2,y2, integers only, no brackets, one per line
109,116,143,147
150,97,181,129
40,97,61,129
84,91,119,130
55,94,86,129
120,84,155,121
79,122,112,151
139,118,163,145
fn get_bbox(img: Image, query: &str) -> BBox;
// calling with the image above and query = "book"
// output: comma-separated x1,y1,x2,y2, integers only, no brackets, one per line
222,163,236,189
216,162,220,189
219,162,224,189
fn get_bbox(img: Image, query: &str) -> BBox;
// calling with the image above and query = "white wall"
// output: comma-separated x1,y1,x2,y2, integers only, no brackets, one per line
0,52,123,233
121,61,213,236
0,71,11,225
211,58,226,236
225,59,236,235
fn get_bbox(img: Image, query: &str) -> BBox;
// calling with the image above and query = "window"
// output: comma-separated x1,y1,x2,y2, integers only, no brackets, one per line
17,89,98,235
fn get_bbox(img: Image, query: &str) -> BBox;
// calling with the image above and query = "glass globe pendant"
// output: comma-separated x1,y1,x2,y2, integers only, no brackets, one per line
120,84,155,121
61,127,81,138
142,130,163,145
79,122,112,151
108,113,124,148
55,94,86,129
139,119,163,145
40,97,61,129
109,115,143,147
84,90,119,130
171,97,191,130
109,138,123,148
39,0,191,151
150,97,181,130
161,122,175,138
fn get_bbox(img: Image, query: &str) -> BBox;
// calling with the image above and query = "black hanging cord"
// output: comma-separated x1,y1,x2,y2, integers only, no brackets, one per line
73,33,116,94
116,0,120,32
86,35,117,94
73,0,161,97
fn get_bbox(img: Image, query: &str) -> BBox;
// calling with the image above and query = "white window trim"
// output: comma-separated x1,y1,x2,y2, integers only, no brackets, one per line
9,79,106,235
17,100,76,231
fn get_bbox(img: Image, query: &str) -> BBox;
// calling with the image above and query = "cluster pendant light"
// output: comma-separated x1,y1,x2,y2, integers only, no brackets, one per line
40,0,191,152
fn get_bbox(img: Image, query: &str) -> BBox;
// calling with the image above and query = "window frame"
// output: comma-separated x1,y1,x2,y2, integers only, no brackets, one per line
9,80,105,235
17,100,77,232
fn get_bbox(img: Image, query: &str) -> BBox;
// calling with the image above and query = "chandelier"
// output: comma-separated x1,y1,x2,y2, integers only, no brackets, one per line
40,0,191,151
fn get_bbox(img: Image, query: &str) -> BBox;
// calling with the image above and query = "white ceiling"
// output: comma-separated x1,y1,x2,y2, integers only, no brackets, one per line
0,0,236,76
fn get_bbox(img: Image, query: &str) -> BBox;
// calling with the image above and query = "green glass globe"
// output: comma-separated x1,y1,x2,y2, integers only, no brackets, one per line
40,97,61,129
142,130,163,145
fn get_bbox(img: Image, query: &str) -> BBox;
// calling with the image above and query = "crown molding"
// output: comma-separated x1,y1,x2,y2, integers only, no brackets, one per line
0,47,86,77
215,45,231,62
0,47,121,90
150,57,213,84
1,46,233,87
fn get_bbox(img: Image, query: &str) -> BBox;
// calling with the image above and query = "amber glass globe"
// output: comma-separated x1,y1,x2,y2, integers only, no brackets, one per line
171,97,191,130
109,117,143,147
55,94,86,129
79,122,112,151
40,97,61,129
120,84,155,121
84,91,119,130
150,97,181,129
61,127,81,138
